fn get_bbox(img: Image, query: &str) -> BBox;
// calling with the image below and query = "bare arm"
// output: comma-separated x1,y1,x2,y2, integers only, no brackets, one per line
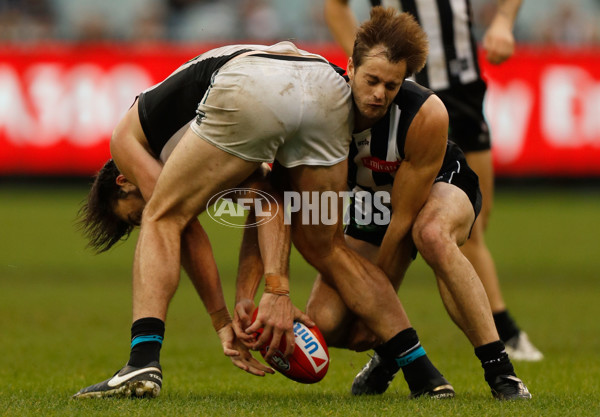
376,96,448,278
232,214,264,346
180,223,275,375
324,0,358,56
234,169,314,360
110,104,162,202
482,0,523,64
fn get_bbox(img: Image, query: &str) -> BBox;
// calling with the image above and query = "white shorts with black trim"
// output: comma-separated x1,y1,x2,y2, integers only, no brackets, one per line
190,53,353,168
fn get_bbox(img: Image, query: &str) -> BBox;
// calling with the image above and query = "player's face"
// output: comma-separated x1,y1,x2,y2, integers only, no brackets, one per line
348,48,406,131
113,189,145,227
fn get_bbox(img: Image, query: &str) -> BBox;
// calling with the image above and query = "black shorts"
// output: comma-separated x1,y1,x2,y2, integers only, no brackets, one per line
436,80,491,152
345,141,482,248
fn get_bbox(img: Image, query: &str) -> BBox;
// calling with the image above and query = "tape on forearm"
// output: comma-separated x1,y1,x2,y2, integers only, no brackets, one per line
209,307,232,331
264,273,290,296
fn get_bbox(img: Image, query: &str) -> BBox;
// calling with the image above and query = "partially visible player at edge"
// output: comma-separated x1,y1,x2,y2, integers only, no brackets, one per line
324,0,543,362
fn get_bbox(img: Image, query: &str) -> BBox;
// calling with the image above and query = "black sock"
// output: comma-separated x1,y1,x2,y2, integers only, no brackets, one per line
128,317,165,367
493,310,521,342
375,328,443,392
475,340,515,385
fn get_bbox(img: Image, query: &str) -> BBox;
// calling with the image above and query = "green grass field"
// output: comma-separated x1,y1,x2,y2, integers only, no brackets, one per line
1,184,599,416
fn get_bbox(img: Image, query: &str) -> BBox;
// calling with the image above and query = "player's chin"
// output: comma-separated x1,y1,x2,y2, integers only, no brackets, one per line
362,106,386,121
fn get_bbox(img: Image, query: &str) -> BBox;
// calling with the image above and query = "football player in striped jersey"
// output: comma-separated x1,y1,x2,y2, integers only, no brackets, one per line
306,6,531,399
325,0,542,363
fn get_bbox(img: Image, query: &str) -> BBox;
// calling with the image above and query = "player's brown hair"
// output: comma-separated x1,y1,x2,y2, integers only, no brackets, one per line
77,159,135,253
352,6,429,78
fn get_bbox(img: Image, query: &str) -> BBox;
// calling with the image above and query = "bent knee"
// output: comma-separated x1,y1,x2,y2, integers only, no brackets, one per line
412,219,454,263
306,302,347,347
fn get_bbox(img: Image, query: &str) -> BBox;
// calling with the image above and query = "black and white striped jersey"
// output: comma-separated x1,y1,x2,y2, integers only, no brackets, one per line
347,79,481,232
348,79,433,196
369,0,481,91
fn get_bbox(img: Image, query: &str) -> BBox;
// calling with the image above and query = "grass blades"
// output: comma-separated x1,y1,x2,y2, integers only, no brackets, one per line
0,184,599,416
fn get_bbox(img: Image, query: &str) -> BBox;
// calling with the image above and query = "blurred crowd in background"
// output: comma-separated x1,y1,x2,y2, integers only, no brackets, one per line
1,0,599,46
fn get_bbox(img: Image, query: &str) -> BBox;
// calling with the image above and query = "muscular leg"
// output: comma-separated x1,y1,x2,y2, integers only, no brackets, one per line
287,161,411,343
306,236,381,349
133,129,260,321
291,165,455,397
460,150,506,312
412,182,498,347
461,151,543,361
412,183,529,396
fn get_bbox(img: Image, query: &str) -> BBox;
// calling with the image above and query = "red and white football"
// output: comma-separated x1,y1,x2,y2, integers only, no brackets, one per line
252,310,330,384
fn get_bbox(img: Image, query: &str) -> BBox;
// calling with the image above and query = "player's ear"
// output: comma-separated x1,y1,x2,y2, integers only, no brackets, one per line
347,57,355,81
115,174,128,186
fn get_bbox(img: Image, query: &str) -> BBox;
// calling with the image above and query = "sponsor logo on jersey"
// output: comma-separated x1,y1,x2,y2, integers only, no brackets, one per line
361,157,401,173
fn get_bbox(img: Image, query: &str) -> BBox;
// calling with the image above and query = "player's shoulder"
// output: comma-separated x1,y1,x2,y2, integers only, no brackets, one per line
398,80,444,115
402,82,448,140
395,79,434,106
422,95,448,130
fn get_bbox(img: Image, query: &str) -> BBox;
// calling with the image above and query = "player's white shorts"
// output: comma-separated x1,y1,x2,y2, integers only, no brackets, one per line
190,54,353,167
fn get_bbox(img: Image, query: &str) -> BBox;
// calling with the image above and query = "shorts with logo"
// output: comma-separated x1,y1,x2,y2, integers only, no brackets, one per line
437,80,491,152
344,141,482,248
190,54,353,168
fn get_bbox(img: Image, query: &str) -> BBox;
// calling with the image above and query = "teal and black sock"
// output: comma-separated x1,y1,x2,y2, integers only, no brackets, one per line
375,328,442,392
493,310,520,342
475,340,515,385
128,317,165,367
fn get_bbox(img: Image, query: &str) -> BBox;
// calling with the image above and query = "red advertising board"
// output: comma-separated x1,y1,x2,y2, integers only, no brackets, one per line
480,47,600,177
0,43,599,177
